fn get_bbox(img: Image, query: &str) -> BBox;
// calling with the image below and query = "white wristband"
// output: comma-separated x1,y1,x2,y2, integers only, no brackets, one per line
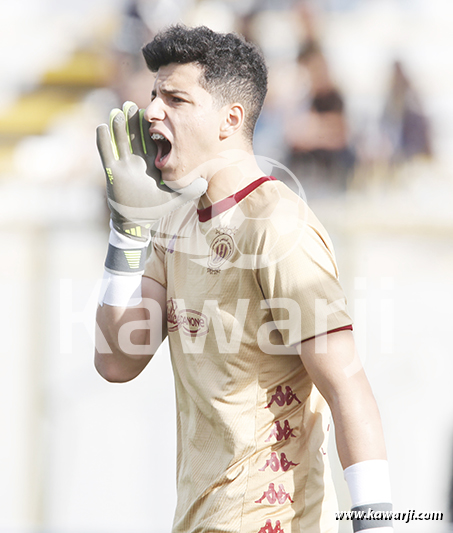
344,460,392,507
344,460,393,532
98,270,143,307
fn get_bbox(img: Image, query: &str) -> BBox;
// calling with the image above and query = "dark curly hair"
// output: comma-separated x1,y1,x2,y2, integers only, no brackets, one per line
142,25,268,143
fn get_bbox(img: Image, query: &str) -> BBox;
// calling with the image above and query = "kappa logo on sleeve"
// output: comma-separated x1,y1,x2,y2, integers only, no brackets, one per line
166,298,209,336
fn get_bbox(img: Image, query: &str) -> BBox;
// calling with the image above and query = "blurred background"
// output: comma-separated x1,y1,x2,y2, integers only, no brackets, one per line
1,0,453,532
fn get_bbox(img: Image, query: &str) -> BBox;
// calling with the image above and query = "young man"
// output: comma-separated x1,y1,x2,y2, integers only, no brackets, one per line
95,25,392,533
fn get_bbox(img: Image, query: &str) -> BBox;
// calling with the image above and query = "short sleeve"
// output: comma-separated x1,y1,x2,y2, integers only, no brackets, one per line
256,220,352,346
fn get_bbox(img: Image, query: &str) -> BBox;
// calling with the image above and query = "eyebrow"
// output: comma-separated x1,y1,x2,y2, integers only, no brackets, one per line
151,87,191,98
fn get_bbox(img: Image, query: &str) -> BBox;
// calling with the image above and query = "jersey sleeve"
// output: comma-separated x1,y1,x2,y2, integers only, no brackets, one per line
256,217,352,346
143,220,167,289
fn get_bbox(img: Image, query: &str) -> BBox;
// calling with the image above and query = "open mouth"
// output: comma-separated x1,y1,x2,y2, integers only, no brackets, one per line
151,133,172,169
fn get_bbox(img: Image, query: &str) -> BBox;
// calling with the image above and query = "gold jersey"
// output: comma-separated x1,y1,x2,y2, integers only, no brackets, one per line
144,177,352,533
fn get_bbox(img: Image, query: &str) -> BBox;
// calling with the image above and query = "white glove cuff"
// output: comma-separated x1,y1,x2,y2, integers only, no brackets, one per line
104,223,149,277
108,220,150,249
99,223,149,307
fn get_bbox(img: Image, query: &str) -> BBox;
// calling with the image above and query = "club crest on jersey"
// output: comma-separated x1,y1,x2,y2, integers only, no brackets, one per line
167,298,209,337
207,227,236,274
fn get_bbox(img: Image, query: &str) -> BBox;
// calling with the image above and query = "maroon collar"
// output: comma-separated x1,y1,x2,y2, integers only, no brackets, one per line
197,176,276,222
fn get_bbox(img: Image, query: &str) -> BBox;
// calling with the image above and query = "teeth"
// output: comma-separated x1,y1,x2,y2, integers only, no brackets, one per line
151,133,166,141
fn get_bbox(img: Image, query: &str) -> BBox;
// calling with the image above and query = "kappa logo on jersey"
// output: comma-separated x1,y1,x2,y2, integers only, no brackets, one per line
265,385,301,408
265,420,296,442
166,298,209,337
255,483,294,504
207,227,236,274
259,452,299,472
258,519,285,533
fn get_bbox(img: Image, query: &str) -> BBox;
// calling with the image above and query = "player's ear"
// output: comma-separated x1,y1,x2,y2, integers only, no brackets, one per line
219,103,245,140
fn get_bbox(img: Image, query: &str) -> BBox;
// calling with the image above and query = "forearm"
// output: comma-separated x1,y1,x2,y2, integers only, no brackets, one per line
328,374,392,531
297,331,387,467
95,301,158,382
329,374,387,469
297,331,392,529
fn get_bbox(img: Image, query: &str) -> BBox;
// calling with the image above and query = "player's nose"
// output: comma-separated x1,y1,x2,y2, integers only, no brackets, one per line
144,98,165,122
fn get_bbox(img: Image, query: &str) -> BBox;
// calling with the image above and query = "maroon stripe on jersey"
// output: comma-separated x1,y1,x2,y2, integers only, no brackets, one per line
197,176,276,222
301,324,353,344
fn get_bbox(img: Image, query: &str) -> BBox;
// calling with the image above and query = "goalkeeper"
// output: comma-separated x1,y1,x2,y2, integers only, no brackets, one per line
95,24,393,533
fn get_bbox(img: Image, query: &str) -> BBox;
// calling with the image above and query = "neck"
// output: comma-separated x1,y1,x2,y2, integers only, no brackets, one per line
198,149,264,208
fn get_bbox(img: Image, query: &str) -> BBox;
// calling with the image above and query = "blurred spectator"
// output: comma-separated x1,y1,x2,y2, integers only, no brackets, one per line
264,2,355,197
284,38,355,196
241,2,355,196
380,59,432,165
